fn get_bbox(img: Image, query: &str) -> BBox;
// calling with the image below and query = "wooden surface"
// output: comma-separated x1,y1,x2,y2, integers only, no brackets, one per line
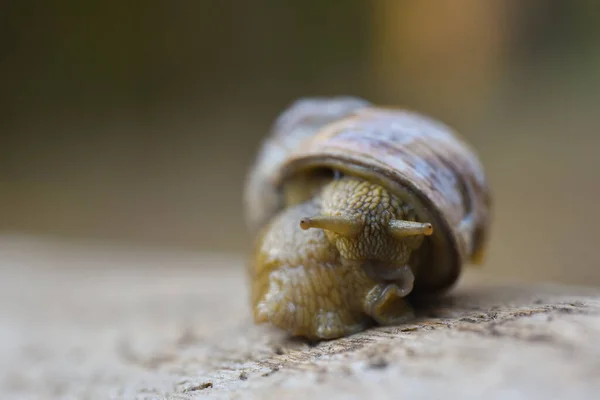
1,236,600,400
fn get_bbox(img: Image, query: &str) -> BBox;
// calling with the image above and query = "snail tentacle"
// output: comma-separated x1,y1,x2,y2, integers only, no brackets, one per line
388,220,433,238
299,215,364,237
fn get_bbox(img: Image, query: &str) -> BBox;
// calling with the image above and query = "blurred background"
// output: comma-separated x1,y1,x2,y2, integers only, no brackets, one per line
1,0,599,285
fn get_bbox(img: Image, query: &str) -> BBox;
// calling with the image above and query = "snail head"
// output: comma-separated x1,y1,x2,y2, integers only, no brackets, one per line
299,176,433,268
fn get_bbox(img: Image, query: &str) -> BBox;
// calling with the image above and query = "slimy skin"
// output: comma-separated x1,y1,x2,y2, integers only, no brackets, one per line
319,178,428,269
250,175,431,340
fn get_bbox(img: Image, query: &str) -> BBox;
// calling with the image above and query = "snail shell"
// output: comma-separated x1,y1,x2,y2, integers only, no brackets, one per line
244,97,492,339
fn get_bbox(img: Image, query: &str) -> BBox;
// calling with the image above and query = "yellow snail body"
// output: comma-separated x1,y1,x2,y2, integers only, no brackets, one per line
244,97,492,340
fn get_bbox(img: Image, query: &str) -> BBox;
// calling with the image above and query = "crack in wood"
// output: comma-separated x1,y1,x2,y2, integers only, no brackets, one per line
237,300,595,373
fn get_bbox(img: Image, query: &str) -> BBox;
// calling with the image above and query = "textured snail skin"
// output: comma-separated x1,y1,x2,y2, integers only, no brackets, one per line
245,97,492,340
250,176,423,340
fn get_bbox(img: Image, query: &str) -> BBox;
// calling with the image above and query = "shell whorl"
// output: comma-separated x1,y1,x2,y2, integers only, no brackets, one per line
244,97,491,294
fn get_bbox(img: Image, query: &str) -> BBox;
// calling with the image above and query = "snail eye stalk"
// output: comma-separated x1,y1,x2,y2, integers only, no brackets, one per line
300,216,363,237
387,220,433,239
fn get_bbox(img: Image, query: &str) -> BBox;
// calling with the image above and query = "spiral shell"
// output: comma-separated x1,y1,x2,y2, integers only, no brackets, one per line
244,97,491,294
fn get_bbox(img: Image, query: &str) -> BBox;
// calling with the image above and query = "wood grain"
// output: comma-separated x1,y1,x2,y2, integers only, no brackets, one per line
1,236,599,399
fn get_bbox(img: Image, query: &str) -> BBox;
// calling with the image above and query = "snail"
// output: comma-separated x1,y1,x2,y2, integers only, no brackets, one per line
244,97,491,340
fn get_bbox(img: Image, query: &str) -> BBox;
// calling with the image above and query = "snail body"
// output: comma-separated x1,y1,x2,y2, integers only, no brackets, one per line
244,97,491,340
